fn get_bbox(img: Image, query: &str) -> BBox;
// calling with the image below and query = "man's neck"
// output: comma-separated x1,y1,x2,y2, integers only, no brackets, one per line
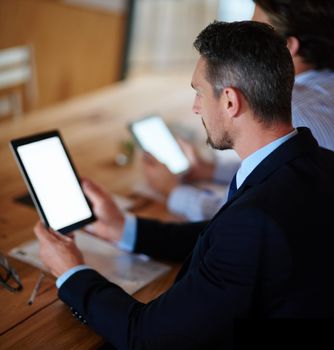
236,123,294,160
293,55,315,76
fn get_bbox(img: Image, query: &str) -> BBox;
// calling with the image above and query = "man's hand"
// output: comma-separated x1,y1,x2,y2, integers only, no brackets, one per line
34,222,84,277
142,152,179,197
82,178,125,243
177,139,215,182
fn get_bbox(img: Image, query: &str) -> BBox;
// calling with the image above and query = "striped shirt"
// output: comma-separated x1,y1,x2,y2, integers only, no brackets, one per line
292,69,334,151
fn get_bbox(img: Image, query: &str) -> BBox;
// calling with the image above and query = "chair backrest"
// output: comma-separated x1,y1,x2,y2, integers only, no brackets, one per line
0,45,38,119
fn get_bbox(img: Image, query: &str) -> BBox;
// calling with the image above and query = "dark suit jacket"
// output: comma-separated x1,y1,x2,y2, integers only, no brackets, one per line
59,128,334,349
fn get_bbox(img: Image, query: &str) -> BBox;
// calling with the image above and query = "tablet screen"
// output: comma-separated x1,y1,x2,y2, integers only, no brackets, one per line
130,116,190,174
11,131,95,234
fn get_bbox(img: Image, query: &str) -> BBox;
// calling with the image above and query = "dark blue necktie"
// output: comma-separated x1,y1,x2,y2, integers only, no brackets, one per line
227,174,237,200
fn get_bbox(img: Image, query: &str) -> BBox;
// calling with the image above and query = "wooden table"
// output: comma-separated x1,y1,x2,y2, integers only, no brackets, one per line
0,74,203,349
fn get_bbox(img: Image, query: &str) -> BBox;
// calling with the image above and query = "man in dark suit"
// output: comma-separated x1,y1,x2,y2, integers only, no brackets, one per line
34,21,334,349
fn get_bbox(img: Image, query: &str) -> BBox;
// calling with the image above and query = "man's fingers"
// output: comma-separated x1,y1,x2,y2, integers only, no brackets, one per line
34,221,57,242
49,228,73,242
177,139,198,164
34,221,71,243
82,178,108,204
83,222,111,241
83,224,96,234
142,152,160,165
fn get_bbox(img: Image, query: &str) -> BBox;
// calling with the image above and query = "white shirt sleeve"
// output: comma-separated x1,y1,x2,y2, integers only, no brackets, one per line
167,151,240,221
168,185,228,221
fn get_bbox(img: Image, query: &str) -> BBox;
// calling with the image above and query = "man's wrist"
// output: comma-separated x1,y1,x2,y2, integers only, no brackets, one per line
56,265,92,288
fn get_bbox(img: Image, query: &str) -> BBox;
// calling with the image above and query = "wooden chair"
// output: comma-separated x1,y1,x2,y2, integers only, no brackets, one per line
0,45,38,120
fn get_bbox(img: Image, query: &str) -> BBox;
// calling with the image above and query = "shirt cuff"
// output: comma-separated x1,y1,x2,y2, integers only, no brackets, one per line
117,213,137,252
56,265,92,289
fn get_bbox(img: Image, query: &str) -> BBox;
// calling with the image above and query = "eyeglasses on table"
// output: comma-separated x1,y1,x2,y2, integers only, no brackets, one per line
0,252,23,292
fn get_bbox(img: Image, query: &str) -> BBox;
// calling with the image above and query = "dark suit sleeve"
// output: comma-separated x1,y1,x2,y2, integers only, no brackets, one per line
59,205,264,350
133,218,209,261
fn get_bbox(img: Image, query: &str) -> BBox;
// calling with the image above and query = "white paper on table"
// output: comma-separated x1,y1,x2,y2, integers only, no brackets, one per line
9,230,171,295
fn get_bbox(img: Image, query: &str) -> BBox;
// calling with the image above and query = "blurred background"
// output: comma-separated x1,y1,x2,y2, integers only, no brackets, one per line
0,0,254,118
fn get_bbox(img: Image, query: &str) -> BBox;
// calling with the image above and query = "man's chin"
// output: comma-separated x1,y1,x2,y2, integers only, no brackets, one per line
206,137,232,151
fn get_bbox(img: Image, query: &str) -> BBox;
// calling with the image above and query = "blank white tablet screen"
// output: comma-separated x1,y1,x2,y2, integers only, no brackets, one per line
132,117,189,174
17,137,92,231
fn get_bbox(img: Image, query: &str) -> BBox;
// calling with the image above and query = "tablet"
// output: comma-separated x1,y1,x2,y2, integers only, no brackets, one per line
129,115,190,174
10,130,95,234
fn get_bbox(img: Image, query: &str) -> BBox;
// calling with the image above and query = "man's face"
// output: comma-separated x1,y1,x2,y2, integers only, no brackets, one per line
191,57,233,150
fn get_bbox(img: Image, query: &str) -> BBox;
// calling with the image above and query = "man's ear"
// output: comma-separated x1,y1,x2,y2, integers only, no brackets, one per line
287,36,300,57
221,87,241,117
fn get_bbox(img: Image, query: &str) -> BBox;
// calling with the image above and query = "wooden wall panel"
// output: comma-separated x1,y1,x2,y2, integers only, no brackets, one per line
0,0,127,109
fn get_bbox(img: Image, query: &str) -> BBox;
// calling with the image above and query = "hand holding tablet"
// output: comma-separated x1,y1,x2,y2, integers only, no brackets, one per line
129,115,190,175
10,130,95,234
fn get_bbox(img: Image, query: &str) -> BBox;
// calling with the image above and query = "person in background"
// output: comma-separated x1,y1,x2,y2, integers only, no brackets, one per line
142,0,334,221
34,21,334,349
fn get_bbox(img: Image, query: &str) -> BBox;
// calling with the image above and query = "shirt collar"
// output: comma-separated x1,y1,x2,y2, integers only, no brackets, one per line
236,129,298,189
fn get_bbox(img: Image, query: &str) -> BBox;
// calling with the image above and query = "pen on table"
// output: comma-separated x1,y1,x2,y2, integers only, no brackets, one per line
28,272,45,305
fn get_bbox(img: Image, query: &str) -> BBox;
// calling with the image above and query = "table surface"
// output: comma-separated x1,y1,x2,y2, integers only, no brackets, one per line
0,73,204,349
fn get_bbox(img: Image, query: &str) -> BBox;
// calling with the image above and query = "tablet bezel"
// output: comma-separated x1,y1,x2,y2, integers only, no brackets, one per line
128,115,190,175
10,130,95,234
